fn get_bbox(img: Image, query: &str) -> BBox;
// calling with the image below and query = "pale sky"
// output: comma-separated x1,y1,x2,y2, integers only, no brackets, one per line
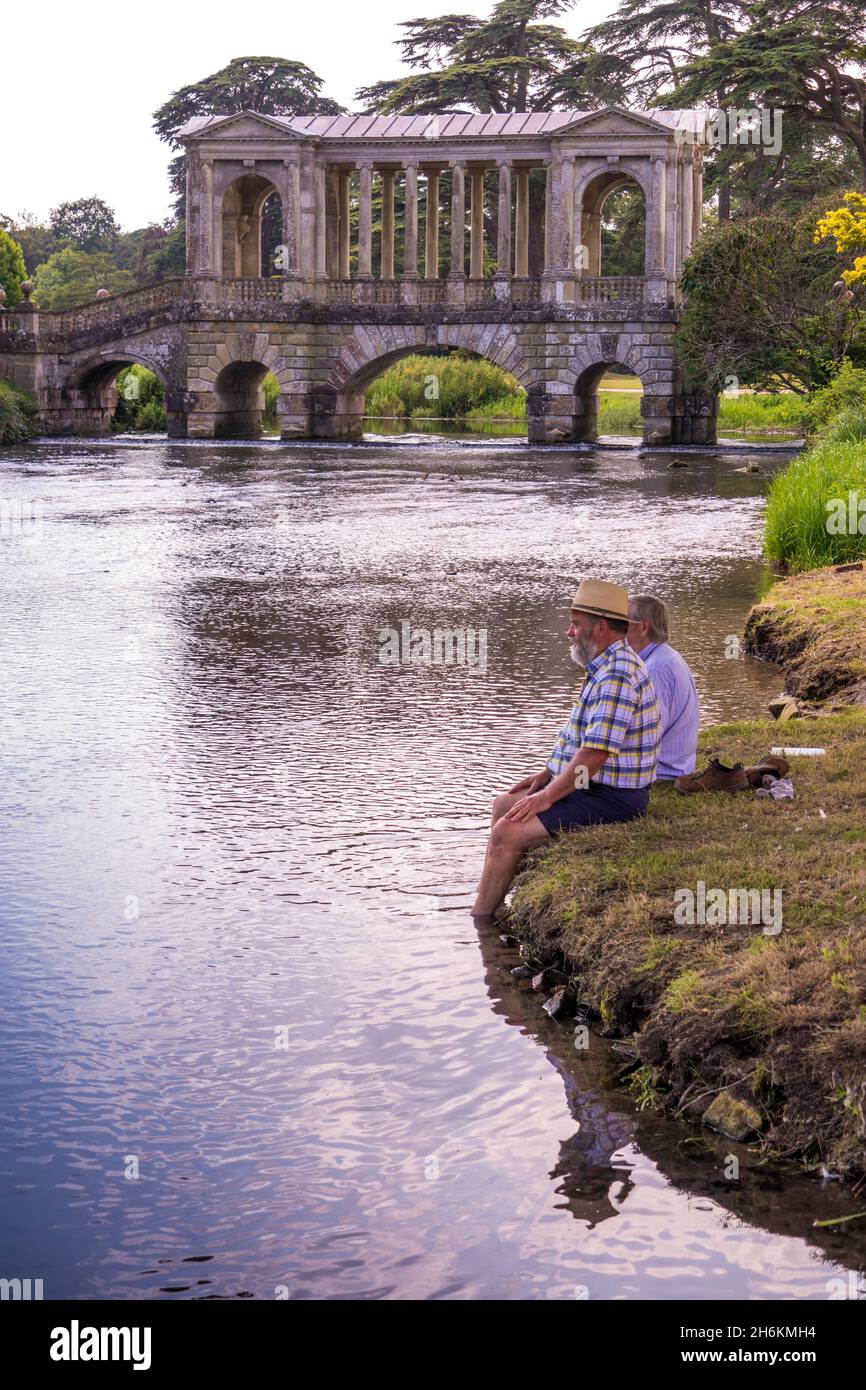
1,0,617,231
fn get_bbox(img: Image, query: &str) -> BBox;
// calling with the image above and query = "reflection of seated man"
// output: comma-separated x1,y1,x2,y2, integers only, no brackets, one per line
472,580,660,922
626,594,699,781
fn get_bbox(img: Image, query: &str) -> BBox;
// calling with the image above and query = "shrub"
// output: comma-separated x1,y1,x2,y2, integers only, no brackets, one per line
0,379,41,443
113,365,165,432
803,359,866,434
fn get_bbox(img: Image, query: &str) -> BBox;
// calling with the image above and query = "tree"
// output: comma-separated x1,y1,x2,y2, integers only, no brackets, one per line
153,56,344,212
32,248,134,310
356,0,614,114
584,2,750,221
0,212,57,276
675,1,866,188
49,197,120,252
0,228,27,307
675,201,865,394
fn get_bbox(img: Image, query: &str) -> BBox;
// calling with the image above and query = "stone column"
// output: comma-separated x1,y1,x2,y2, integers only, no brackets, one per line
357,161,373,278
692,148,703,240
314,163,327,280
664,152,679,283
572,171,584,275
281,158,300,279
202,158,215,275
543,162,553,275
514,167,530,277
325,167,340,279
680,148,694,271
424,169,440,278
338,167,351,278
403,162,419,278
469,168,485,278
553,154,575,280
649,156,666,272
381,170,395,278
449,161,466,277
495,161,512,286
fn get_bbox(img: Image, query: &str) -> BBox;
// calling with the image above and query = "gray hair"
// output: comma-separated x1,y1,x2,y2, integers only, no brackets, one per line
629,593,669,642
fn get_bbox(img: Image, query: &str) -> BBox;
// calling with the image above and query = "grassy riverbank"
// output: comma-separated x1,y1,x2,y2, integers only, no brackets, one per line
745,564,866,704
509,707,866,1177
510,552,866,1180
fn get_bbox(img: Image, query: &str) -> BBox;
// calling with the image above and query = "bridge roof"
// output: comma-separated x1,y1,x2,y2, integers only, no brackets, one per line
178,108,706,142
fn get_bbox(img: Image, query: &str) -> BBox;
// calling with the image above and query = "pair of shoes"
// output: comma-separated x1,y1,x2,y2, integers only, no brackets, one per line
676,758,749,793
744,754,790,788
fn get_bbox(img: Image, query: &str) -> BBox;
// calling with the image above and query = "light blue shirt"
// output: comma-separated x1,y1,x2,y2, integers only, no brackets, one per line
640,641,700,780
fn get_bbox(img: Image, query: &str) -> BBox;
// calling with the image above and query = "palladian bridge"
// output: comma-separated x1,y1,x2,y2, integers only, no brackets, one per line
0,107,718,444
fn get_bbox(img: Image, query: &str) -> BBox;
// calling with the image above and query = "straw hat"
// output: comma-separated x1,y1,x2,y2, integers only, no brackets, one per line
570,579,629,623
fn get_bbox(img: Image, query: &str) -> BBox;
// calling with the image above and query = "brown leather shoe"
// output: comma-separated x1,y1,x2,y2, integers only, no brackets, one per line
744,754,791,788
675,758,749,794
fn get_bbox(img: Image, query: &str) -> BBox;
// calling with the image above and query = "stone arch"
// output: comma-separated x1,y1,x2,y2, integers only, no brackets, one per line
320,322,533,439
61,351,172,435
188,332,295,438
576,160,651,276
219,173,282,278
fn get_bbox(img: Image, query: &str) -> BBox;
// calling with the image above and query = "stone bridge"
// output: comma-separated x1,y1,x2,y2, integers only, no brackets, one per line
0,107,718,445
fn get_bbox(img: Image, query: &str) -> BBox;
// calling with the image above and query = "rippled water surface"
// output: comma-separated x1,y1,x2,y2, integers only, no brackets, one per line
2,435,863,1300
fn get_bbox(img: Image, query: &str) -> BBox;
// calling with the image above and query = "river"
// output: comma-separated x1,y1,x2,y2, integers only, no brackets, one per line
1,433,864,1300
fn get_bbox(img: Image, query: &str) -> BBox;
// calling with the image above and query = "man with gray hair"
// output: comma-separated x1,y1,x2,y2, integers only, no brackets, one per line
627,595,699,781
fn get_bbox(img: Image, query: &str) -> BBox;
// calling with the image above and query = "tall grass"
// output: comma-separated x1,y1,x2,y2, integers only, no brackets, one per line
718,393,809,436
765,440,866,570
365,353,522,419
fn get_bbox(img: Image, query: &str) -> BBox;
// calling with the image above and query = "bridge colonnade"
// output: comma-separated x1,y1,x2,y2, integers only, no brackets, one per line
0,107,718,445
181,107,705,306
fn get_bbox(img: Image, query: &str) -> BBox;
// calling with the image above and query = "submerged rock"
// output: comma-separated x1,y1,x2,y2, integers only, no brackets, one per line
542,988,576,1021
703,1092,763,1142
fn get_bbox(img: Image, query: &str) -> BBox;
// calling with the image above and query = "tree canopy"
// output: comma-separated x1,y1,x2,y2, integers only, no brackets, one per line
0,228,27,307
355,0,621,113
49,197,119,253
675,202,865,393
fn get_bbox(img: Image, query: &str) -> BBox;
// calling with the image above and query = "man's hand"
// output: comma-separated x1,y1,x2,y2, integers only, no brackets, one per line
505,789,553,823
507,771,551,795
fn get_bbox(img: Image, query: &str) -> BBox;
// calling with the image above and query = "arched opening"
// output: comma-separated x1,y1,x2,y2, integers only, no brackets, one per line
69,358,170,436
358,348,528,439
221,175,283,278
213,360,271,438
580,173,647,278
574,361,644,443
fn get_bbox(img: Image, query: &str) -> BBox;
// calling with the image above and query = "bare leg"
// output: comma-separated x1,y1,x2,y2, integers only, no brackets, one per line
472,812,549,918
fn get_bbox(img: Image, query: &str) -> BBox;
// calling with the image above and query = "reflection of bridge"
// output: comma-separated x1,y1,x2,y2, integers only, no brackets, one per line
0,107,718,444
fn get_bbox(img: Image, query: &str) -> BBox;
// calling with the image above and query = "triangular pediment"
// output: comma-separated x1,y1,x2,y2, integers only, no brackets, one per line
178,111,305,141
554,106,671,138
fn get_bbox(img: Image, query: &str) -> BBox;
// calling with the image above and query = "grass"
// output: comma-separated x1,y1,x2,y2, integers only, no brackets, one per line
764,440,866,571
509,709,866,1176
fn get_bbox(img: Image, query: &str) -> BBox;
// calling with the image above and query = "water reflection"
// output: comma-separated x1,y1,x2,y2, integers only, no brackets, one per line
0,435,862,1300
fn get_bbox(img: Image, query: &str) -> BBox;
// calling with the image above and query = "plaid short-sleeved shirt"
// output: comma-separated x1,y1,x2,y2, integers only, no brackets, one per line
547,639,661,789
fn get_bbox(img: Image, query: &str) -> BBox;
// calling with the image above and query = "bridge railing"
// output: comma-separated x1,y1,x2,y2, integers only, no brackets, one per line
575,276,648,303
7,273,671,349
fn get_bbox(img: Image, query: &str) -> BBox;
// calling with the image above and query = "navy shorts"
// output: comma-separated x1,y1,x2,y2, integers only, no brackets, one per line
536,780,650,836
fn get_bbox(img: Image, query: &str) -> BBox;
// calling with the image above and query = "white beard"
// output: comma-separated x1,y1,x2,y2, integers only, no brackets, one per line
570,636,597,667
